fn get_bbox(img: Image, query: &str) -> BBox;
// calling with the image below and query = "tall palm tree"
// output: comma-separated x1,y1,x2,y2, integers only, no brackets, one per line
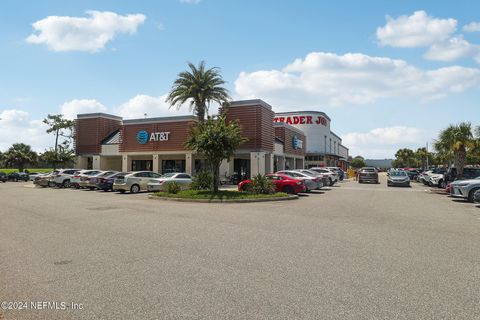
166,61,230,122
434,122,474,179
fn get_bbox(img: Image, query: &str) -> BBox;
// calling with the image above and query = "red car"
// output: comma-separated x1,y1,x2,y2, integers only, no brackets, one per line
445,182,451,194
238,173,306,194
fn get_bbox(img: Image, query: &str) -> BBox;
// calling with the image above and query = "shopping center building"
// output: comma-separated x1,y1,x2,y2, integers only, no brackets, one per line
74,99,348,178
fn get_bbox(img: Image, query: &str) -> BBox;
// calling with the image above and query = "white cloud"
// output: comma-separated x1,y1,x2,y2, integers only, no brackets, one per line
60,99,107,119
26,11,146,52
463,22,480,32
234,52,480,108
341,126,432,158
114,94,190,119
0,110,52,152
424,36,480,62
376,10,457,48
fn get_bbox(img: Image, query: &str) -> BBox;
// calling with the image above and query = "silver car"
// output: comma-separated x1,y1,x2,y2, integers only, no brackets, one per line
79,171,118,190
450,177,480,202
147,173,193,192
309,167,338,186
294,169,326,189
387,170,410,187
113,171,162,194
276,170,319,191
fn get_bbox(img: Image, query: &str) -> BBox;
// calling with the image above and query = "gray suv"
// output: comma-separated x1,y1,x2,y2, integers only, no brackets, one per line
358,167,379,184
450,177,480,202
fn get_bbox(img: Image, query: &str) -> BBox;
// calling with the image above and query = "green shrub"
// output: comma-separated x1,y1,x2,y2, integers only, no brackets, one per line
250,174,275,195
191,171,213,190
165,181,181,194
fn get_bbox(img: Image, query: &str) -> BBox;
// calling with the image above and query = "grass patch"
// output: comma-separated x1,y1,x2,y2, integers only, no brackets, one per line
0,168,53,174
154,189,288,200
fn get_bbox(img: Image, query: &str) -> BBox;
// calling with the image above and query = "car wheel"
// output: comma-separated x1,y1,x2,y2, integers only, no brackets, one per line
62,180,71,188
439,180,446,189
130,184,140,194
329,178,333,186
468,187,480,203
282,185,294,194
88,187,95,190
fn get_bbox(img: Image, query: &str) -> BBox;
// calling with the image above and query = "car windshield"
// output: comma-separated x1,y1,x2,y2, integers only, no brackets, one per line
362,168,376,172
390,171,407,176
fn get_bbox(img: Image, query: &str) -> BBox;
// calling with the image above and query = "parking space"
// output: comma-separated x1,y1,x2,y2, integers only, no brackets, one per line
1,176,480,319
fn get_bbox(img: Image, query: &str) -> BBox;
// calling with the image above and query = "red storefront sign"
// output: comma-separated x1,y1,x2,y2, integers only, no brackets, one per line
274,115,327,126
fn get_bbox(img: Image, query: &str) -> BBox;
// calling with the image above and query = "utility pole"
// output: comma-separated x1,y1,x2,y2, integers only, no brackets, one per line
426,142,429,169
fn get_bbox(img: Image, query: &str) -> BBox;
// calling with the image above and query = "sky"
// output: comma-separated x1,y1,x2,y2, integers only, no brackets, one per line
1,0,480,158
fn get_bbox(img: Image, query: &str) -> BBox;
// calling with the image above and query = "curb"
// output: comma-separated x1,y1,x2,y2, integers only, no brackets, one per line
148,194,299,203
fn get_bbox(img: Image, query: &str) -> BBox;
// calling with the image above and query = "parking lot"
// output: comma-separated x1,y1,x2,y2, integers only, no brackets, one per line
1,174,480,319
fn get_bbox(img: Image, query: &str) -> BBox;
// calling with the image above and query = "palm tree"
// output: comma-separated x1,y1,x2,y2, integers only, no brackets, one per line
3,143,38,172
434,122,474,179
166,61,230,122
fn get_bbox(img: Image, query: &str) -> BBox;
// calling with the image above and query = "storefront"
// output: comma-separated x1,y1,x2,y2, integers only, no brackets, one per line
273,111,349,170
75,99,344,177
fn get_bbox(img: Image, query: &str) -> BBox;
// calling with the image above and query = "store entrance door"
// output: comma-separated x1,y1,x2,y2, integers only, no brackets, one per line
131,160,153,171
234,159,251,180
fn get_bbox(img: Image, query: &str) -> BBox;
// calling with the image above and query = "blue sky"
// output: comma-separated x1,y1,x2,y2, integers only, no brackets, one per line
1,0,480,158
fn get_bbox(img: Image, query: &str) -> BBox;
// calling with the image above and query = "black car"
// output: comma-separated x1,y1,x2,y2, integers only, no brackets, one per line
0,171,7,183
96,172,127,191
406,169,420,180
444,167,480,184
7,172,29,182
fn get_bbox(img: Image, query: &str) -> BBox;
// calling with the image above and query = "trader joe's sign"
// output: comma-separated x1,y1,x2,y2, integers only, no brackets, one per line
274,115,327,126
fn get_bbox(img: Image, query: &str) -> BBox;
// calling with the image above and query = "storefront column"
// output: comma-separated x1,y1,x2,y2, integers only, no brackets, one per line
92,155,102,170
265,153,274,174
250,152,266,176
122,155,131,172
185,153,194,175
153,155,160,173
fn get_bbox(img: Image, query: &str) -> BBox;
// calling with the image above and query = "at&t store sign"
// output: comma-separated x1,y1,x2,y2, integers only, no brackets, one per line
136,130,170,145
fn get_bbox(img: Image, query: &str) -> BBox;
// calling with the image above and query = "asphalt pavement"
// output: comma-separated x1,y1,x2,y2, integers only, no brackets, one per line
1,174,480,319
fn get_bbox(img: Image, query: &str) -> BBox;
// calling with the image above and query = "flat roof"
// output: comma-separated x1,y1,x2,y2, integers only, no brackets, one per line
275,111,331,121
122,115,197,125
229,99,272,110
77,113,123,121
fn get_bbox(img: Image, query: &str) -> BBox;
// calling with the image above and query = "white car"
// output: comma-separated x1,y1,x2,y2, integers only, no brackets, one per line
52,169,79,188
71,170,103,188
147,173,193,192
294,169,327,188
429,173,446,188
308,167,338,186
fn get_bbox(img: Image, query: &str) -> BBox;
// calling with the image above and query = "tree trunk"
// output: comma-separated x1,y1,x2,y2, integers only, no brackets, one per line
455,148,467,179
212,162,220,193
54,128,59,170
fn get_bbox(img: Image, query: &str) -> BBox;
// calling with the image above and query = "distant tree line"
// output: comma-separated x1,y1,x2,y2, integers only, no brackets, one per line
393,122,480,178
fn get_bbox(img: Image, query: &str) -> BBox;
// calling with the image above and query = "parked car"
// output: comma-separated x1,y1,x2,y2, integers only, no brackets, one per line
238,173,306,194
429,173,446,188
444,167,480,187
445,182,452,194
450,177,480,202
421,168,447,186
0,171,7,183
96,172,127,191
358,167,379,184
7,172,29,182
27,172,42,181
308,167,339,186
387,170,410,187
71,170,103,188
33,171,58,187
406,169,420,181
113,171,162,194
147,173,193,192
294,169,328,188
474,189,480,204
276,170,320,191
51,169,79,188
79,171,118,190
326,167,345,181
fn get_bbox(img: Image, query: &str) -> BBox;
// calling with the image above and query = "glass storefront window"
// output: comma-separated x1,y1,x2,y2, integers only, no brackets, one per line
162,160,185,173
